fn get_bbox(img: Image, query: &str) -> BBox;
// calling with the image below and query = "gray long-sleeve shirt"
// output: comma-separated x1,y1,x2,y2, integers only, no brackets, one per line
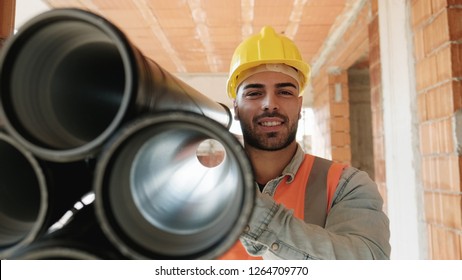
239,146,391,259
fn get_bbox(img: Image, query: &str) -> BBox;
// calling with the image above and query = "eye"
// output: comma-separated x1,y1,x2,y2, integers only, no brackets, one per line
279,90,296,96
244,91,263,98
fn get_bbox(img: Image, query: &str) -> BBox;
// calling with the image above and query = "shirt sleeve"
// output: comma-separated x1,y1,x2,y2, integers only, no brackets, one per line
239,167,391,260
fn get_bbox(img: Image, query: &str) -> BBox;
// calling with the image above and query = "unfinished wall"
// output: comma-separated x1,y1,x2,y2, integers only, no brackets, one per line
310,0,387,202
366,3,388,208
412,0,462,259
348,66,375,180
311,1,369,164
311,0,462,259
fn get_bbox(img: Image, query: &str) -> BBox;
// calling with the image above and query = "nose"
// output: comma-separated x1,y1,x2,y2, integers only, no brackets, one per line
261,93,279,111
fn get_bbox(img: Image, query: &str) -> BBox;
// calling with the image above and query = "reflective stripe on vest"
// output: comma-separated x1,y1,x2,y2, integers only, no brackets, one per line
219,154,346,259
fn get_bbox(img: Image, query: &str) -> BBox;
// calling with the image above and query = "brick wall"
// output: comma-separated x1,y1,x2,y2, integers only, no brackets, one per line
328,72,351,165
311,0,461,259
311,4,370,163
412,0,462,259
310,1,387,202
368,1,388,212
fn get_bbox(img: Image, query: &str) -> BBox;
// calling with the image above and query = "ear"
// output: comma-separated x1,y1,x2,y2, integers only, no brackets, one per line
233,100,240,120
298,96,303,120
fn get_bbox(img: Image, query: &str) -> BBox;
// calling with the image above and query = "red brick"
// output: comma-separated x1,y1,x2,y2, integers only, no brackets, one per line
443,230,462,259
370,86,381,113
330,116,350,132
418,93,428,122
370,0,378,16
452,43,462,78
431,226,443,259
436,117,455,153
415,56,438,91
448,8,462,40
440,193,462,229
421,118,454,154
415,60,425,92
371,107,384,138
432,0,449,14
420,122,432,155
368,15,380,42
412,0,433,27
428,121,438,153
373,133,384,160
369,41,381,65
423,10,450,53
331,146,351,163
369,63,382,89
435,229,449,259
435,155,461,192
426,91,436,120
422,157,435,189
460,233,462,259
424,191,438,223
374,159,387,198
427,225,434,257
430,55,440,88
421,156,430,189
330,103,349,118
453,80,462,110
331,131,351,146
426,82,454,119
328,72,348,84
413,28,426,61
458,156,462,191
436,44,453,82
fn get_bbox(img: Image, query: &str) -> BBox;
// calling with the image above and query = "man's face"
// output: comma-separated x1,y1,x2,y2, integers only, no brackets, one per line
234,71,303,151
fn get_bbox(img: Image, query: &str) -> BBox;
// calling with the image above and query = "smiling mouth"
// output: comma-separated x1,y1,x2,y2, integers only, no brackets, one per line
260,121,282,127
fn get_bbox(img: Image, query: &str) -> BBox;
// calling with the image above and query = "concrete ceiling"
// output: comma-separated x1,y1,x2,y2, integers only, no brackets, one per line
14,0,364,107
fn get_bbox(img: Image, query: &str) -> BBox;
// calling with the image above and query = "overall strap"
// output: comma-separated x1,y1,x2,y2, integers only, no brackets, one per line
304,157,331,226
304,157,346,227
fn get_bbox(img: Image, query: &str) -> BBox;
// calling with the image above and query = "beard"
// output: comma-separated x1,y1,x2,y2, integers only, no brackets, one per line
239,113,298,151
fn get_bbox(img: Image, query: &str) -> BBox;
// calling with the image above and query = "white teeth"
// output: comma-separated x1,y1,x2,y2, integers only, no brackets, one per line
261,121,281,127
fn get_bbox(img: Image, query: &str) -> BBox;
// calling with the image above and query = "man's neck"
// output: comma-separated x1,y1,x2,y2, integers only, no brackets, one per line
245,142,298,186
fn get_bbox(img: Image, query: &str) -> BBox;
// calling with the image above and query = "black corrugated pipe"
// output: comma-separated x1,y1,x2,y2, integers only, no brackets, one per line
94,112,255,259
9,203,126,260
0,8,232,162
0,132,93,258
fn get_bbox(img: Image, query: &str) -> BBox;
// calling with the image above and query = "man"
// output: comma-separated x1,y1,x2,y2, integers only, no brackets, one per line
220,26,391,259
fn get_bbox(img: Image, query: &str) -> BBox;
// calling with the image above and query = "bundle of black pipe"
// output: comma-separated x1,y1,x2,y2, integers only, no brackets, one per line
94,112,255,259
9,203,125,260
0,8,231,162
0,132,93,258
0,8,255,260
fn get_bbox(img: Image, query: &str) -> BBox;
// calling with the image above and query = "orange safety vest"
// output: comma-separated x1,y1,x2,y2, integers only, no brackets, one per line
219,154,346,260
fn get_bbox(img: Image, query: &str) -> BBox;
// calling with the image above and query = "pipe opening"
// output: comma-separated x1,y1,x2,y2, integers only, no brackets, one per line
97,114,253,258
0,137,42,247
196,139,225,168
8,20,126,150
130,130,235,236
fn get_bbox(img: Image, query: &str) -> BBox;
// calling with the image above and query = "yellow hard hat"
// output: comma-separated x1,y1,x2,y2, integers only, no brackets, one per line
227,26,311,99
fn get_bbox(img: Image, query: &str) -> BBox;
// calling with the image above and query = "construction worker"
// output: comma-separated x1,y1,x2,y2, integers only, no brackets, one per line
220,26,391,260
